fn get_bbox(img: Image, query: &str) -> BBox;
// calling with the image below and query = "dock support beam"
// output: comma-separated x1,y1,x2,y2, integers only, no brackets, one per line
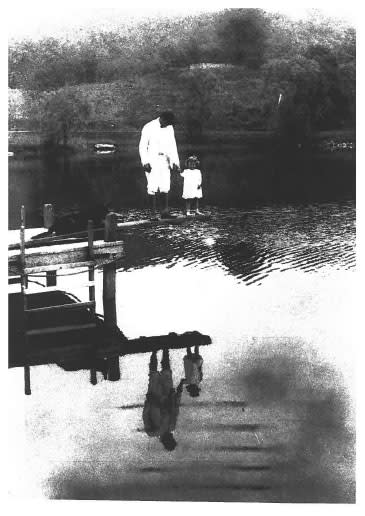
43,203,55,230
20,206,31,395
88,220,97,385
46,271,57,287
43,206,57,287
24,366,31,396
103,213,120,381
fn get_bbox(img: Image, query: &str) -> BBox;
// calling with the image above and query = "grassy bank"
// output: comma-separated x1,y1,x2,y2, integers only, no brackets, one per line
9,67,273,132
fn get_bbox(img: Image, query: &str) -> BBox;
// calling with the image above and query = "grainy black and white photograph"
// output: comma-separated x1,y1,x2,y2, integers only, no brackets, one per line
7,3,358,506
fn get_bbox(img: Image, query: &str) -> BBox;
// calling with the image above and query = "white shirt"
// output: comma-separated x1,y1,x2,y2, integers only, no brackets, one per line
139,118,179,168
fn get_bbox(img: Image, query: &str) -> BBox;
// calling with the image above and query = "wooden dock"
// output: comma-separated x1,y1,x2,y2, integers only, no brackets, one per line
8,212,211,252
9,289,211,367
8,207,212,395
8,238,124,277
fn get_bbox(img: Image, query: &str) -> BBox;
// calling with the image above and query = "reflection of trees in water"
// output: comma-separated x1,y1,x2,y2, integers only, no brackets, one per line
9,144,355,232
120,217,267,284
215,240,269,284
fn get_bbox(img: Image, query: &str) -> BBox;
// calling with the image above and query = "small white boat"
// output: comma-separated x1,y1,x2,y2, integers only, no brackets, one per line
8,151,14,157
93,143,117,154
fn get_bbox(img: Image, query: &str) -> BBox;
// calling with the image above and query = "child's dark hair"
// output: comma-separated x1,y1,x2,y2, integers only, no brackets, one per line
185,155,200,168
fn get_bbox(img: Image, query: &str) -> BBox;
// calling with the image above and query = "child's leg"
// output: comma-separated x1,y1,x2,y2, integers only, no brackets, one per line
195,198,202,214
185,199,191,214
194,345,200,357
149,194,157,216
186,347,192,358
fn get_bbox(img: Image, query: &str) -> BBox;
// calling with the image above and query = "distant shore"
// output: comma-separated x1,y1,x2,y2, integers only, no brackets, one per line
8,128,356,154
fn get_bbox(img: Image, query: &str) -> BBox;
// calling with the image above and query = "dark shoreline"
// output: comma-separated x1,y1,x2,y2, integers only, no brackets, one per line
8,130,356,230
8,128,355,153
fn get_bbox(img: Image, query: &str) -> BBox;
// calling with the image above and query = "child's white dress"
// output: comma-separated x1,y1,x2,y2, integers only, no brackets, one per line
184,355,203,385
181,168,203,199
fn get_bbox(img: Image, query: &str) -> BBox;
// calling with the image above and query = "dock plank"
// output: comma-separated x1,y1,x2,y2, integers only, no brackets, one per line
8,213,211,251
8,239,124,276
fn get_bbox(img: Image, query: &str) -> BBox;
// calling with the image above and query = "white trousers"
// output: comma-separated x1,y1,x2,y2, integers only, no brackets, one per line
145,155,171,195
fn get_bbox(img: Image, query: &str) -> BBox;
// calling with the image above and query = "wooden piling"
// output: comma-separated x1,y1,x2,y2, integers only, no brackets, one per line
9,206,124,393
103,213,120,381
20,206,26,281
43,203,55,230
24,366,31,396
46,271,57,287
20,206,31,395
87,219,95,302
88,220,97,385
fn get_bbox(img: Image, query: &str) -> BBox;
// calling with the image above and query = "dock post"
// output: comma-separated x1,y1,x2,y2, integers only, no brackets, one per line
103,213,120,381
46,271,57,287
20,205,31,395
88,220,97,385
43,203,55,230
24,366,31,396
43,205,57,286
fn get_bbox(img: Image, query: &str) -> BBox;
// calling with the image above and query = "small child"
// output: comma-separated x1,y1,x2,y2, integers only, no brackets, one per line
180,155,203,215
183,346,203,397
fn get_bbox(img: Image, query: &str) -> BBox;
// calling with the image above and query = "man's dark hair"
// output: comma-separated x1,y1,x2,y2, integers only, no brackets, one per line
160,431,177,451
159,110,175,126
186,384,201,398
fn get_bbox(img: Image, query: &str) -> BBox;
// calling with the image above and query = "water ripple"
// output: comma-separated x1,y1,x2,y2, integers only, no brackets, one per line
119,202,355,285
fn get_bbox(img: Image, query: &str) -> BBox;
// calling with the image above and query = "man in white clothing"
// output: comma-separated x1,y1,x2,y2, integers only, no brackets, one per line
139,111,180,218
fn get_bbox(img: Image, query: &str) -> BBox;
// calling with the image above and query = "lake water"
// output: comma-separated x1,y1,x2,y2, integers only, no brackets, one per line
8,147,355,229
8,201,356,502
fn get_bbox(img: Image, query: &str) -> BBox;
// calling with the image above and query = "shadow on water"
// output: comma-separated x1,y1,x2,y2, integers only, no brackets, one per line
210,423,263,432
117,400,247,410
45,336,355,503
226,465,272,472
216,445,277,452
227,341,355,503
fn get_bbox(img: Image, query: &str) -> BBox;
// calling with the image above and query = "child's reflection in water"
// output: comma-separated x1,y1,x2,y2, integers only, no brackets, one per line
143,349,185,451
183,346,203,397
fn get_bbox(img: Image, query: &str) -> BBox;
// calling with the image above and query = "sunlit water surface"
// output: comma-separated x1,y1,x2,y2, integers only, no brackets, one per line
9,202,356,502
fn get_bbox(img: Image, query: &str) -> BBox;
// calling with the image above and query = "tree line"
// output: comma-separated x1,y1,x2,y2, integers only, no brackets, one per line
8,9,355,144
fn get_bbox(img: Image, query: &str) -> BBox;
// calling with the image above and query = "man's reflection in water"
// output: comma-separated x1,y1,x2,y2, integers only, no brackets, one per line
183,346,203,397
143,349,185,451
